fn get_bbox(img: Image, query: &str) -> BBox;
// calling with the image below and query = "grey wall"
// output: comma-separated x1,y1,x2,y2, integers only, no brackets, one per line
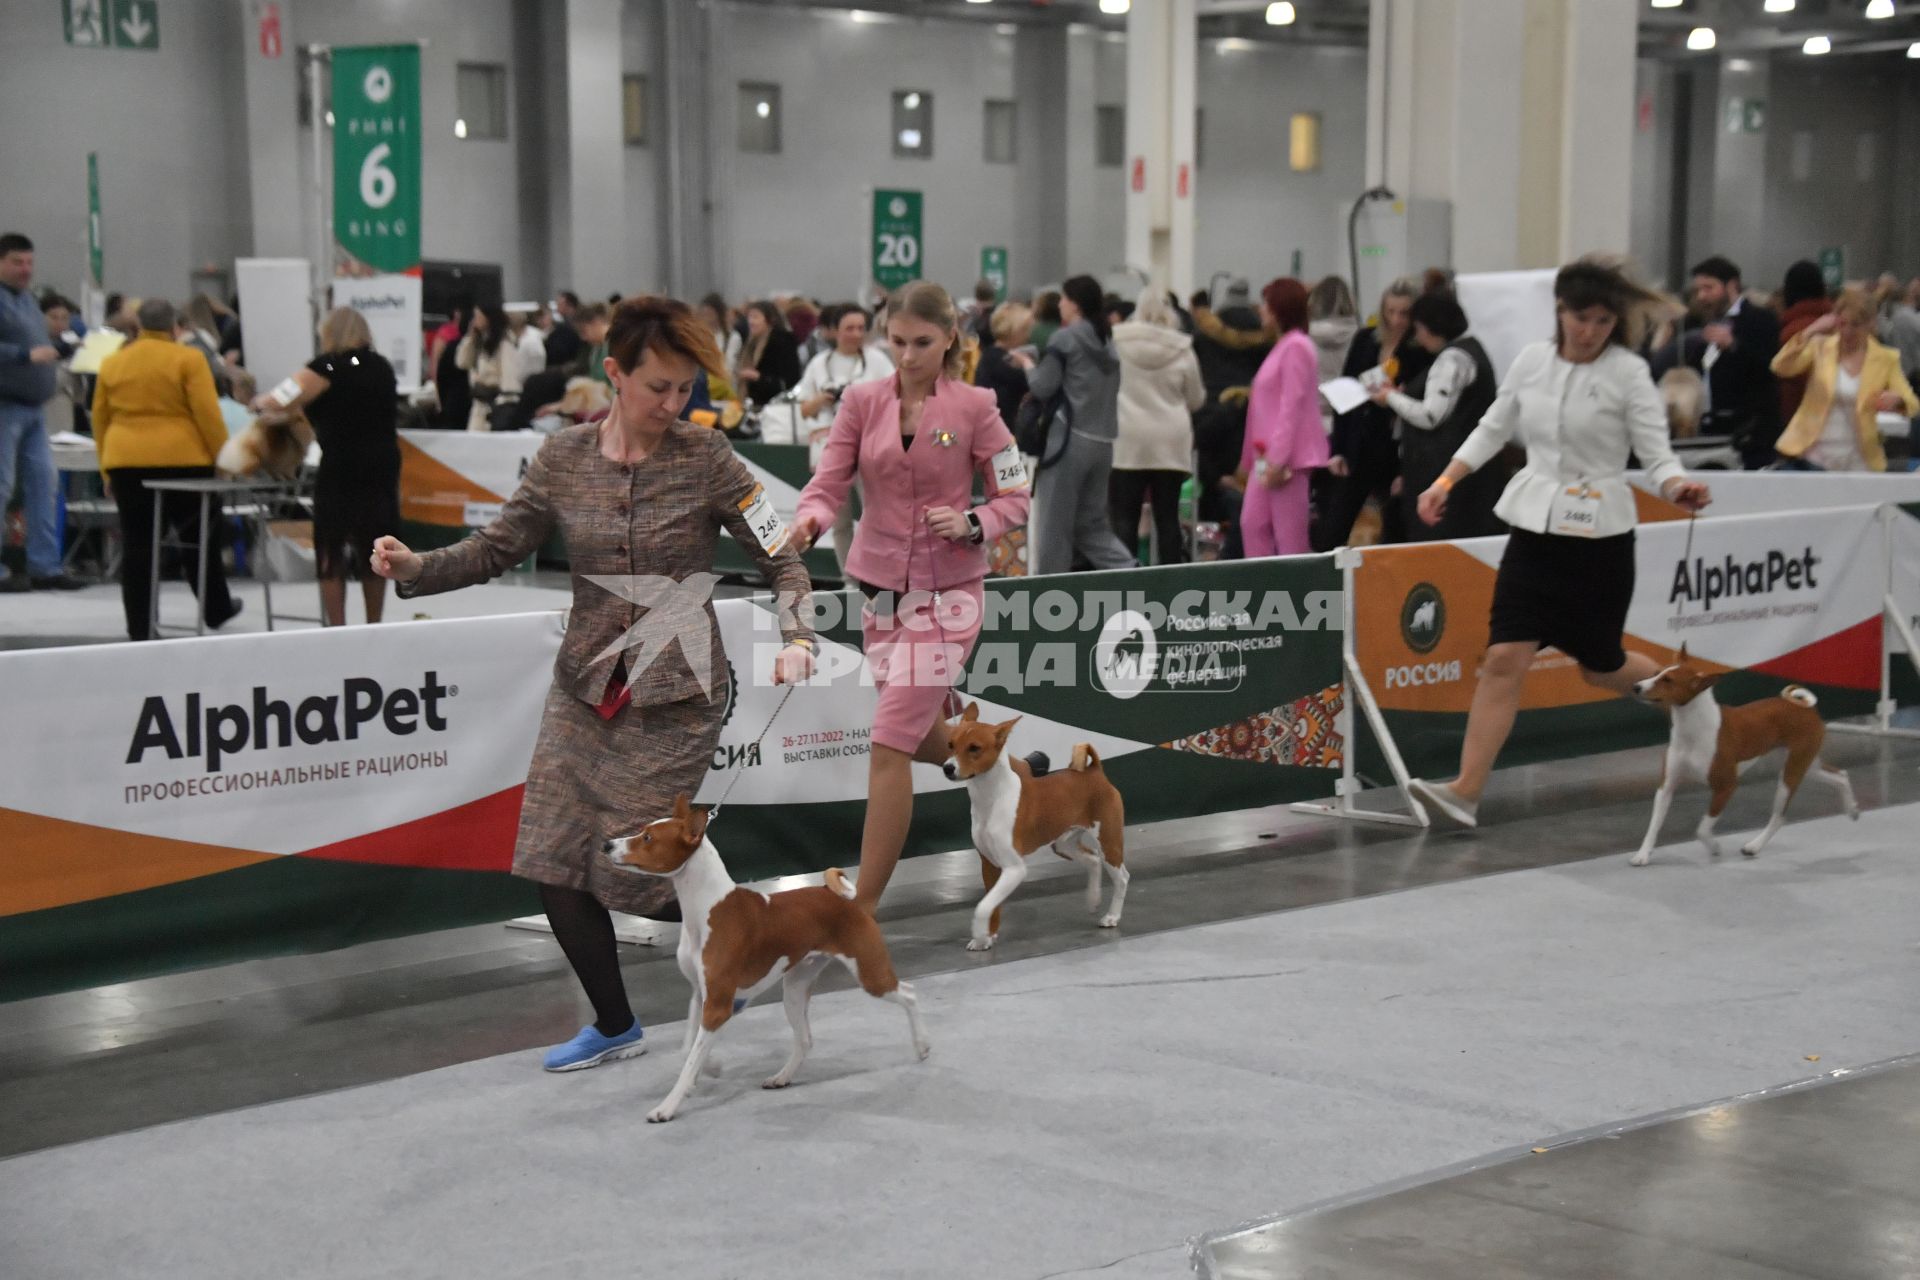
0,0,249,303
1630,60,1680,289
620,0,664,293
1194,40,1369,290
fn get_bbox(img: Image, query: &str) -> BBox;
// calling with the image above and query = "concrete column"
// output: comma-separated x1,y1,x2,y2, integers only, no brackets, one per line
1012,25,1070,289
511,0,553,297
242,0,305,259
560,0,627,294
659,0,720,299
1122,0,1197,299
1706,57,1770,277
1368,0,1640,272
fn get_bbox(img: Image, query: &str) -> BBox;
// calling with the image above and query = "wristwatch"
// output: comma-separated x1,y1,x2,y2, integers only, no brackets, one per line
965,512,985,544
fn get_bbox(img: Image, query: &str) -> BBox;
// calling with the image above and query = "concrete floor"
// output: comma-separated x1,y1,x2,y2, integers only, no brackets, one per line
1,733,1917,1279
1201,1056,1920,1280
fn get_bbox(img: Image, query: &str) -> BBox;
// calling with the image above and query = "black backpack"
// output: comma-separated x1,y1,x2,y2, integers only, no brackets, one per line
1013,349,1072,470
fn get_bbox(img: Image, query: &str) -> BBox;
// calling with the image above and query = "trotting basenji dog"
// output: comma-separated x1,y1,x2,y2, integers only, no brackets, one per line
941,703,1129,952
603,794,930,1123
1629,650,1859,867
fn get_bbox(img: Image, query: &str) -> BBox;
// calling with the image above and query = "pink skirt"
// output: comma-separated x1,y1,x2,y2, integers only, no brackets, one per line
862,578,985,754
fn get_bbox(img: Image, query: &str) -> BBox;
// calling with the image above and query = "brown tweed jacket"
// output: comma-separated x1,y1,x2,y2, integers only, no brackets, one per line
399,423,813,707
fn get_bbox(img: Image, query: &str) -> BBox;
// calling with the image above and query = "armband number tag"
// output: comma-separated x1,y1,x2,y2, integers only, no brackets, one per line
268,376,303,408
738,485,789,556
990,439,1029,491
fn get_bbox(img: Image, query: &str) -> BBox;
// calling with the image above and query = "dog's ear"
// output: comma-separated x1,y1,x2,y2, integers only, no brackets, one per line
994,716,1021,745
1695,671,1722,691
961,701,980,723
687,805,710,842
673,792,691,822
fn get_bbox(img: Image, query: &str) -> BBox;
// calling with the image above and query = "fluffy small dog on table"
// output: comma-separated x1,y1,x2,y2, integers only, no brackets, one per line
216,410,312,480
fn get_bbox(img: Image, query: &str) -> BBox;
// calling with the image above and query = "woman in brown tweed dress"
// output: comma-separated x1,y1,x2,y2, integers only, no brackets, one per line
370,296,816,1072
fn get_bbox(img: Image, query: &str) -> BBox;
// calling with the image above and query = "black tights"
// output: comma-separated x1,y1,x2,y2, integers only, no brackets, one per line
539,883,634,1037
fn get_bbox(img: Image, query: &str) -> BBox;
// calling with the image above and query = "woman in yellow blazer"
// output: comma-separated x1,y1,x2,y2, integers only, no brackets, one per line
1769,286,1917,472
92,298,239,639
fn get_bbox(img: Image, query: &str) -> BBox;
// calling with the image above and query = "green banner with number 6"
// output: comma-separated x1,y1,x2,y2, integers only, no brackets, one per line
872,189,923,292
332,44,422,275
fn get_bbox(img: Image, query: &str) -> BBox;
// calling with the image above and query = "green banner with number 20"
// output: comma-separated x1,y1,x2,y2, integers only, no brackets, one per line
872,189,923,292
332,44,422,275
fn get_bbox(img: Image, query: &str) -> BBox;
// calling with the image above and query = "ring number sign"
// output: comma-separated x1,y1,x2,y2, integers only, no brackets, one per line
332,45,422,275
871,190,924,291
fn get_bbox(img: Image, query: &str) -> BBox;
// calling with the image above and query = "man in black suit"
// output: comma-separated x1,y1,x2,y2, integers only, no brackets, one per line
1689,256,1781,468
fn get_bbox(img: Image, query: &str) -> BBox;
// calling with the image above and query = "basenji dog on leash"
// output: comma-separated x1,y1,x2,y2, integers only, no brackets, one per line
604,794,930,1122
1629,650,1859,866
941,703,1128,951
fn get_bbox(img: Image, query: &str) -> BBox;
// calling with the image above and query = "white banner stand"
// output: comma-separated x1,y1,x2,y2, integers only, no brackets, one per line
235,257,315,391
333,273,424,392
1829,505,1920,741
1289,546,1431,829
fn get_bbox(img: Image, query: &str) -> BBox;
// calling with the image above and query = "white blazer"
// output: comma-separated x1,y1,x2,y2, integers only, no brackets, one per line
1455,342,1686,537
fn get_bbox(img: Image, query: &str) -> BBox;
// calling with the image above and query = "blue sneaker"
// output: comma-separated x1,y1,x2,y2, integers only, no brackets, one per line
543,1021,646,1072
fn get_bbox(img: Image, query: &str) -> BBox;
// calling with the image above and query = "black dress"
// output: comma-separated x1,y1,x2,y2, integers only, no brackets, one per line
306,346,401,580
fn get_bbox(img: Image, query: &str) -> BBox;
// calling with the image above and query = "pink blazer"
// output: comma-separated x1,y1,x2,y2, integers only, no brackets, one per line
796,375,1031,593
1239,329,1330,476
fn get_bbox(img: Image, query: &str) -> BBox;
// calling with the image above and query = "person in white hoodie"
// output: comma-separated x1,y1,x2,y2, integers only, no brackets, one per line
1110,289,1205,564
1306,276,1359,434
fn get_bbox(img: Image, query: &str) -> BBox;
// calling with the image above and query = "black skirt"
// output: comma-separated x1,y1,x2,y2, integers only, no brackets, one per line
312,449,401,580
1487,528,1636,673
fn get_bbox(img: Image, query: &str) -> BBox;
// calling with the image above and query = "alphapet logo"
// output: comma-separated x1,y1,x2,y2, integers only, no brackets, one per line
1092,610,1157,700
127,673,454,773
1399,583,1446,655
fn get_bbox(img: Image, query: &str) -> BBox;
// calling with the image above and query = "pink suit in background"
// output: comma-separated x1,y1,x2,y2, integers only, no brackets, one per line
1237,329,1329,557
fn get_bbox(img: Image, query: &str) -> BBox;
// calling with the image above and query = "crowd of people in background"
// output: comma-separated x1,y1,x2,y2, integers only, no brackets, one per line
8,217,1920,627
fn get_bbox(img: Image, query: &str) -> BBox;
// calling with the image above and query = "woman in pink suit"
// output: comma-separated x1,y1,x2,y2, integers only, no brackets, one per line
1236,277,1329,556
792,282,1032,909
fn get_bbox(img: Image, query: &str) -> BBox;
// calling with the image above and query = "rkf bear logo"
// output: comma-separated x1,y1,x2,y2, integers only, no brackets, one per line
1399,583,1446,655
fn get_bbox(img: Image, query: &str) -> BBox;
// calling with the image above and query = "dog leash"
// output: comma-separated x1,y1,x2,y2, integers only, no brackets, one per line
1670,509,1697,663
707,682,795,821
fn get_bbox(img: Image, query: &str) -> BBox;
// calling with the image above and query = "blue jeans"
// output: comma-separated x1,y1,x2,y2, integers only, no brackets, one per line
0,401,62,580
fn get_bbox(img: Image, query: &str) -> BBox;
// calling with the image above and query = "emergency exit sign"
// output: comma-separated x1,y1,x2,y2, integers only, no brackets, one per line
63,0,159,50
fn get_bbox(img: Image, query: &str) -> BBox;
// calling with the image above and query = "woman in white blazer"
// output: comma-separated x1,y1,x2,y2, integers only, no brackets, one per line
1407,259,1712,828
1111,290,1205,563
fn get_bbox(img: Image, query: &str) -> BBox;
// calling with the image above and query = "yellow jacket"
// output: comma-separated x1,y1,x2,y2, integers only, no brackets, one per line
1769,331,1917,472
92,331,229,472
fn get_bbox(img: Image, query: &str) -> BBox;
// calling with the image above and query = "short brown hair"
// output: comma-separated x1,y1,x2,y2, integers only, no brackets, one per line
989,301,1034,345
318,306,373,354
1832,285,1876,328
573,301,610,327
605,295,726,382
888,281,966,379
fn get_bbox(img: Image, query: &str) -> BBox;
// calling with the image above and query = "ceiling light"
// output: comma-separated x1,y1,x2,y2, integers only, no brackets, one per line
755,100,771,119
1686,26,1716,50
1763,0,1794,13
323,110,334,127
1803,34,1831,53
996,23,1017,35
1266,1,1296,23
1866,0,1895,18
1216,36,1256,52
1099,0,1131,14
1909,41,1920,57
903,92,921,110
1727,57,1754,70
848,9,884,22
967,0,993,5
454,118,467,138
898,129,922,149
1650,0,1681,9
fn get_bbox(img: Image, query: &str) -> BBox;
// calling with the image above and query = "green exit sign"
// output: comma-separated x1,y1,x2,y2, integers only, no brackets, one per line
63,0,158,50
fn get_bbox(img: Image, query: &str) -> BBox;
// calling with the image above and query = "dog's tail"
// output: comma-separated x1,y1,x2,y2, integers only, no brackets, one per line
1069,744,1103,773
824,867,857,900
1781,686,1818,709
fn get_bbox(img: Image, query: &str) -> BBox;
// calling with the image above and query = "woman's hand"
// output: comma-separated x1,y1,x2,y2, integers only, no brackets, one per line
1222,470,1247,495
370,535,423,584
1008,351,1036,371
1325,455,1350,478
1664,479,1712,513
1805,313,1841,337
737,367,759,383
1368,383,1396,406
1261,462,1294,490
1875,391,1909,414
773,643,814,686
789,514,819,552
1416,483,1450,526
924,505,972,541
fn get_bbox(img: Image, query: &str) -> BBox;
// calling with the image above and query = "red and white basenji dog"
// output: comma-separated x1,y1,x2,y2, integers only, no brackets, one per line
1629,651,1858,866
604,794,930,1122
942,703,1129,952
